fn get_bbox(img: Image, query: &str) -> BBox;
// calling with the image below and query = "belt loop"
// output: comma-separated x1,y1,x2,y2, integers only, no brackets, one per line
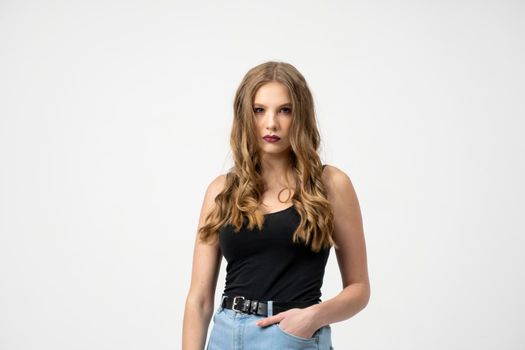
267,300,273,317
219,295,226,310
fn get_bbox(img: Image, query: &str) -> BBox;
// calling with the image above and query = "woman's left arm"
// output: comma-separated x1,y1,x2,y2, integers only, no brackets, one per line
308,164,371,328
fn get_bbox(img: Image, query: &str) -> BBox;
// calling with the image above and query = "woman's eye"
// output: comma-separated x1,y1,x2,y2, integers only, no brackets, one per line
253,107,291,114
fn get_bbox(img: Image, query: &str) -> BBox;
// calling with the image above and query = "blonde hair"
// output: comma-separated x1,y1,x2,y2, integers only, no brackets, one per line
198,61,335,253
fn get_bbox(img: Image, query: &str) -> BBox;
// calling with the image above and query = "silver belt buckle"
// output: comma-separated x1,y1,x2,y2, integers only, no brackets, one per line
232,296,245,313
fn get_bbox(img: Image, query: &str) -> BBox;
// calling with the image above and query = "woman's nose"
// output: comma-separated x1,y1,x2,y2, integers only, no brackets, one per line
265,112,277,128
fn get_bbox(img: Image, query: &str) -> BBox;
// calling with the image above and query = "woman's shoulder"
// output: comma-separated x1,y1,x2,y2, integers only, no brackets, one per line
205,173,228,197
321,164,356,198
205,166,355,203
321,163,352,183
198,174,229,221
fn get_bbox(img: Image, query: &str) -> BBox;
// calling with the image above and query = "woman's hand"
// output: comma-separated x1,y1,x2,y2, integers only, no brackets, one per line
255,307,320,339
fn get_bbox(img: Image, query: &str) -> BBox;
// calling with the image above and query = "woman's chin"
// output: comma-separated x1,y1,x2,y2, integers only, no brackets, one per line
259,148,292,157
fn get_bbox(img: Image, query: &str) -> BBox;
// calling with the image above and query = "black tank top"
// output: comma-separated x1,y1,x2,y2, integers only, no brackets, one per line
219,168,331,303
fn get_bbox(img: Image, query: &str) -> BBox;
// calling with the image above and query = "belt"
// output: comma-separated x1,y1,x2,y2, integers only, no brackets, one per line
221,295,319,317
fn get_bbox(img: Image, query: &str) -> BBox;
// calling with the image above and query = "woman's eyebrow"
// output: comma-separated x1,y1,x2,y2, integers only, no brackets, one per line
253,103,292,107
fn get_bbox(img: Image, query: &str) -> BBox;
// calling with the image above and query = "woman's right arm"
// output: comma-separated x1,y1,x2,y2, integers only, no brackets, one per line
182,175,226,350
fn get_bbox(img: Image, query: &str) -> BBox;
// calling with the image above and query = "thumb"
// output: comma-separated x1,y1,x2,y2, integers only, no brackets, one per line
255,313,284,327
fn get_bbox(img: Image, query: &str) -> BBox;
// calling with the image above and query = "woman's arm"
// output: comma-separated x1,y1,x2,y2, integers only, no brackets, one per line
309,164,371,328
182,175,225,350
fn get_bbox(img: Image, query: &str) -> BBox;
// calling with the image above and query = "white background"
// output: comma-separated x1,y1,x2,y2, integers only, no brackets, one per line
1,0,524,349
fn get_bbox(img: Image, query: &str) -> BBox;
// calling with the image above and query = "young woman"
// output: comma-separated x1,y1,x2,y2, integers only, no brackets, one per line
182,61,370,350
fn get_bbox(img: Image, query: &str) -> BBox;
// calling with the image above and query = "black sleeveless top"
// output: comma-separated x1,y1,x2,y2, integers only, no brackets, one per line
218,166,331,303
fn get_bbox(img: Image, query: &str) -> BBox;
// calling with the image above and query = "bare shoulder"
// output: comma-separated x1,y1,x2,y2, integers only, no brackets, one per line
321,164,368,292
185,173,228,308
195,173,228,239
208,173,227,194
320,163,362,241
321,164,356,199
206,174,227,197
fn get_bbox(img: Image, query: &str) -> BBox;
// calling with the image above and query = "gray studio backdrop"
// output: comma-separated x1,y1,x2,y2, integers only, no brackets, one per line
0,0,523,349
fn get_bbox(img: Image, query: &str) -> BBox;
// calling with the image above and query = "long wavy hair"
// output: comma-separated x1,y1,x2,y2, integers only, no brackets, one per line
198,61,336,253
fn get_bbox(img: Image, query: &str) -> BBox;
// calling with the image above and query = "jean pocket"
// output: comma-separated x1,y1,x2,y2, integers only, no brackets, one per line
276,323,319,342
212,307,222,322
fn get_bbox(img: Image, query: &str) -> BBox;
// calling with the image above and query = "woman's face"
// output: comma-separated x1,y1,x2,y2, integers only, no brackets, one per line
252,81,293,156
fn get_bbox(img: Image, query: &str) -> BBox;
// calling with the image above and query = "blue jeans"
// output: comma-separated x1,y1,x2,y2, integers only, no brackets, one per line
206,296,334,349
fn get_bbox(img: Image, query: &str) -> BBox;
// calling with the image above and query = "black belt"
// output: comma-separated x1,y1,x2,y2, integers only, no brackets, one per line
221,295,319,317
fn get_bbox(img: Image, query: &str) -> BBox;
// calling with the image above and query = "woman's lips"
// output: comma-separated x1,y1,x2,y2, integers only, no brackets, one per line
263,136,281,143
